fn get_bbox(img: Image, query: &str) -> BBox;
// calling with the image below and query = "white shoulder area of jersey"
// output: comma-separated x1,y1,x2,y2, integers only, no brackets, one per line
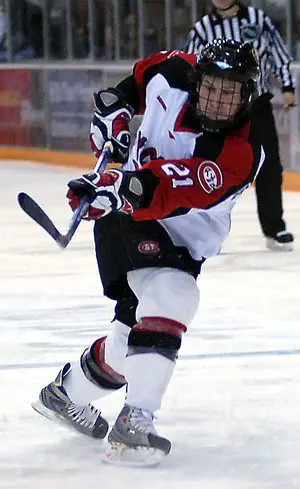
146,73,189,104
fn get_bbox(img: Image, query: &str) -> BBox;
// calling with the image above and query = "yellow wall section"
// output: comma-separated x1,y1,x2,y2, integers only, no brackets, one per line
0,148,96,168
1,147,300,192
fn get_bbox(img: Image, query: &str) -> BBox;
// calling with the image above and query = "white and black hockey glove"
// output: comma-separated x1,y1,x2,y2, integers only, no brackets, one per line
90,88,134,163
67,169,145,220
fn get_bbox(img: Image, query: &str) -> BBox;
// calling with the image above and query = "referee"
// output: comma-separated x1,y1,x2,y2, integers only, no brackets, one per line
185,0,295,251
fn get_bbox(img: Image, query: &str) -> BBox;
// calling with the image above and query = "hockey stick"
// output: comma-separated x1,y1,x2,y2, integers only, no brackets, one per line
17,141,113,248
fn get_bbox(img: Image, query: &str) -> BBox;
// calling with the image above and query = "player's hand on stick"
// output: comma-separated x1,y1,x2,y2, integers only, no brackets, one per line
67,170,135,220
90,88,134,163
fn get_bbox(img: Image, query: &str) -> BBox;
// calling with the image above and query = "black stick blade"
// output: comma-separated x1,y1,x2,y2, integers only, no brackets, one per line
17,192,65,246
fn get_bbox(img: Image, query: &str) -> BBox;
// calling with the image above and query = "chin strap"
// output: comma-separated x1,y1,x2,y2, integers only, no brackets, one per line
215,1,238,12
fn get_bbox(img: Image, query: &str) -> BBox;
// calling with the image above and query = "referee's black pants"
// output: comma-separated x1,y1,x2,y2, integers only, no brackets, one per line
250,93,286,238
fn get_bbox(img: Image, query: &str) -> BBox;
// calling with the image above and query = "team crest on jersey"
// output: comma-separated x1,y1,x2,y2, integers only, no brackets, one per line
197,161,223,194
138,241,160,254
240,20,261,43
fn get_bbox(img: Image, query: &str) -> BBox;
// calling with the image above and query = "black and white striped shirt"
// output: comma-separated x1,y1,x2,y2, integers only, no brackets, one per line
185,3,295,95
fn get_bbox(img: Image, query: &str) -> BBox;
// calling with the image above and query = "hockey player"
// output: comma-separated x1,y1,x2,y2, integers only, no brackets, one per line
33,39,263,465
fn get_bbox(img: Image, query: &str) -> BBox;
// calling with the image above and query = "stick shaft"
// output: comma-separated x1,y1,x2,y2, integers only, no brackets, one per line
18,141,113,248
61,141,113,246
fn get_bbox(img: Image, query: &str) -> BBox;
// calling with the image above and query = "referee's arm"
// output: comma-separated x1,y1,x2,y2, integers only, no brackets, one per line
185,21,207,54
264,15,295,93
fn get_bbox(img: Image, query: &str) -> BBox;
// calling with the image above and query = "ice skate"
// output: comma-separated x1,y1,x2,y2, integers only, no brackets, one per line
266,231,294,251
32,363,109,439
103,404,171,466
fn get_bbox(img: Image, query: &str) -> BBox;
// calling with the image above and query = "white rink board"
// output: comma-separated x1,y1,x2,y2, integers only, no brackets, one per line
0,160,300,489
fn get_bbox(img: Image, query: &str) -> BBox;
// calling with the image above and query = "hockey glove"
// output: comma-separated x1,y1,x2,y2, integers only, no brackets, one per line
90,88,134,163
67,170,142,220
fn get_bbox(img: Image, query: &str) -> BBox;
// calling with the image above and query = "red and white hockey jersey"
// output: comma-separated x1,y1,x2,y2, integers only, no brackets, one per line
119,50,265,259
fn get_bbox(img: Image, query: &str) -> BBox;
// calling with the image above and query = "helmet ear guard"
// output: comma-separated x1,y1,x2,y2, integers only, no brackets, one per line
191,39,260,132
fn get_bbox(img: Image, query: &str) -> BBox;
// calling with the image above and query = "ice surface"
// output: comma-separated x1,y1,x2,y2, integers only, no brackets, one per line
0,160,299,488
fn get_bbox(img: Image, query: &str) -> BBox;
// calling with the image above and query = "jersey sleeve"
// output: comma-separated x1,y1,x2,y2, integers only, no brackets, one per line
263,14,295,92
132,136,255,221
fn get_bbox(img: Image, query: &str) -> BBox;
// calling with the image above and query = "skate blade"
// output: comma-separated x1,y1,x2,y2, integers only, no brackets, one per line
102,442,165,467
32,400,106,440
266,239,293,252
32,399,65,425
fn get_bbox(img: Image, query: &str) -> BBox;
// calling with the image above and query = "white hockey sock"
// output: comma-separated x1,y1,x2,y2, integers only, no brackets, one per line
104,320,131,376
63,359,108,406
124,353,175,413
63,321,130,406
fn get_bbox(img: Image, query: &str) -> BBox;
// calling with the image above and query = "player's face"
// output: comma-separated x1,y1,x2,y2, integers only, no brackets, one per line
199,74,242,121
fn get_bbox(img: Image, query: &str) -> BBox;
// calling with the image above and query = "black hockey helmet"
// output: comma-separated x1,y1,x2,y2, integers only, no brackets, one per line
191,38,260,131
